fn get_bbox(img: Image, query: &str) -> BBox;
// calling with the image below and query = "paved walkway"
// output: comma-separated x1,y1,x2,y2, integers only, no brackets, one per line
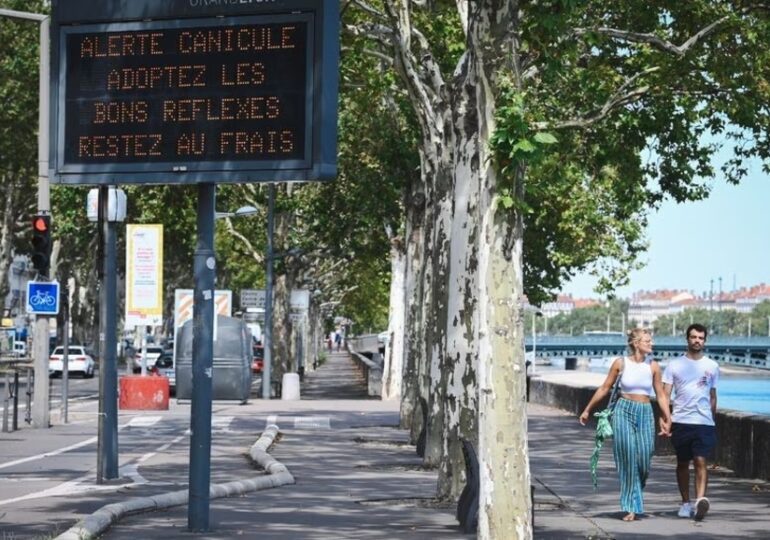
0,351,768,538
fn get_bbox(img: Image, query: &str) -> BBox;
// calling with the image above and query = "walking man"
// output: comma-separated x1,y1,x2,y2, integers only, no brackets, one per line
662,323,719,521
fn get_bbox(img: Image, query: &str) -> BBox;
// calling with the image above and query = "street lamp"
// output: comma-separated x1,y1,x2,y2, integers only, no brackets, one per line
215,205,258,220
1,8,51,430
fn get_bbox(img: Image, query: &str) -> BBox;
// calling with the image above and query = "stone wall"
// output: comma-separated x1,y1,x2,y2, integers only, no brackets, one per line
529,376,770,481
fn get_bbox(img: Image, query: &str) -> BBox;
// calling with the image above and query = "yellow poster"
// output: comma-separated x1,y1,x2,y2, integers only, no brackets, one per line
125,224,164,327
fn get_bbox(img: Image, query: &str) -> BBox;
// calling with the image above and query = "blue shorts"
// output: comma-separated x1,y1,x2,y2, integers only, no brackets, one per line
671,423,717,462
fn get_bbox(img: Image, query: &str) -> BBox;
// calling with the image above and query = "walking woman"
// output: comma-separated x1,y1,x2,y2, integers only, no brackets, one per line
579,328,672,521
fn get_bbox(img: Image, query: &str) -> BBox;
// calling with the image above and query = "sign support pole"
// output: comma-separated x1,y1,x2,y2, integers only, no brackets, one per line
97,186,119,483
189,182,215,532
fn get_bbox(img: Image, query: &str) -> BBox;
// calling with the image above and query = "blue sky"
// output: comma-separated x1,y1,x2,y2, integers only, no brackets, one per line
562,159,770,299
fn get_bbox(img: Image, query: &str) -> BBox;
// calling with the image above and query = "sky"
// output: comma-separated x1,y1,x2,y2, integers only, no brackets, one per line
561,158,770,299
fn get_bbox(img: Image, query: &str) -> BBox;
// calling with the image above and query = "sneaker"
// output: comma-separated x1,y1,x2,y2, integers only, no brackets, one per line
677,502,693,518
694,497,710,520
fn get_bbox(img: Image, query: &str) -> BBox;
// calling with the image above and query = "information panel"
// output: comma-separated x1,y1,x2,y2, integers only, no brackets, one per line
60,16,311,172
49,0,340,185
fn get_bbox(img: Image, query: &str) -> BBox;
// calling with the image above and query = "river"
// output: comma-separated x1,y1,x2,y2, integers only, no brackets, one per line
534,356,770,417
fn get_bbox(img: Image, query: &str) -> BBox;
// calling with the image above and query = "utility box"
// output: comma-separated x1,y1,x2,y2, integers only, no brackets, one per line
175,315,252,402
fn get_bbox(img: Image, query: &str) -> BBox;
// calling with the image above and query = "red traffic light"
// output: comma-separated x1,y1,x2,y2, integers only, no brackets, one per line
33,216,49,232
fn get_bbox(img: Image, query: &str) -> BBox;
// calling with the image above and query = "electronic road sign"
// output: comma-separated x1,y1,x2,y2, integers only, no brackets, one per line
49,0,339,185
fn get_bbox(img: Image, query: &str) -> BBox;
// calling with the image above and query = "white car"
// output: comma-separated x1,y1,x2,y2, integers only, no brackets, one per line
133,345,164,372
49,346,95,378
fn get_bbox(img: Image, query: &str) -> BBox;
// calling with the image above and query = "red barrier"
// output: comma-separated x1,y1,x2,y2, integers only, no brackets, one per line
119,375,170,410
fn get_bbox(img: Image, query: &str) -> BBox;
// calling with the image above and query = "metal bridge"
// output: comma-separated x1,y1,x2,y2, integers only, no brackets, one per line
524,335,770,370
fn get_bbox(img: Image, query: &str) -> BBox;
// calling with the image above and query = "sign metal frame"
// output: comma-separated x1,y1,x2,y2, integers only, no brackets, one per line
49,0,340,185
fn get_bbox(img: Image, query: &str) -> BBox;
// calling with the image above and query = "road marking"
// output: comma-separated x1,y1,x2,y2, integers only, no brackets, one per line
264,416,331,429
0,416,161,472
0,436,98,471
126,415,162,427
0,431,188,506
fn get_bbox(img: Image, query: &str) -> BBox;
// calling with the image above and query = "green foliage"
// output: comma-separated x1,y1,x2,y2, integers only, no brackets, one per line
542,299,629,335
489,1,770,303
652,301,770,337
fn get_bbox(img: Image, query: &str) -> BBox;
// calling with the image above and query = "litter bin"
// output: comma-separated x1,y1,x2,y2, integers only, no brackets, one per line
175,315,252,401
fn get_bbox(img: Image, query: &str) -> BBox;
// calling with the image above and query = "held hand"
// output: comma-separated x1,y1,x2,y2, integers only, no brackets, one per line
658,417,672,437
579,410,589,426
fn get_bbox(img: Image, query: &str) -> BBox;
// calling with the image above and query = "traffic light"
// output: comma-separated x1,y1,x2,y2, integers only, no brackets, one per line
31,214,51,276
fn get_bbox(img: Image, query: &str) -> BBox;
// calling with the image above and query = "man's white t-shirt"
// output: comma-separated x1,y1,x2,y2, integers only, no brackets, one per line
662,355,719,426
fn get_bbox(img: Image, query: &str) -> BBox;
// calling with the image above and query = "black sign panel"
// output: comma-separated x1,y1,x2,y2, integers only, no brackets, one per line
64,18,310,166
49,0,340,185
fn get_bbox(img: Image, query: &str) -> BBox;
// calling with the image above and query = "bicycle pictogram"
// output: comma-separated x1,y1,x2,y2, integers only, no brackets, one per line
30,290,57,308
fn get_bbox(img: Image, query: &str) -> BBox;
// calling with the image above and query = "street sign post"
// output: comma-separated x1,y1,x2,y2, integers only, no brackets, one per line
240,289,266,309
26,281,60,316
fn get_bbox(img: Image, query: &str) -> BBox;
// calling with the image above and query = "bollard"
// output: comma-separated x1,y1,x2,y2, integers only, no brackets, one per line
2,371,9,433
12,370,19,431
281,373,301,400
25,368,33,425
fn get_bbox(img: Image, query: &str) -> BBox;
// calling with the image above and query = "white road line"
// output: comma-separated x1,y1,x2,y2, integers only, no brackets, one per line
0,437,98,471
0,431,188,507
126,415,162,427
0,416,162,471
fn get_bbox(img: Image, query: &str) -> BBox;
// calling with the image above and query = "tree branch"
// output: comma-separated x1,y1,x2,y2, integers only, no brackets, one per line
545,67,660,130
575,14,731,57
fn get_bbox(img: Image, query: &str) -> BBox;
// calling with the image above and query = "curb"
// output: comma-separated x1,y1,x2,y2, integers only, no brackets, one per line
55,424,294,540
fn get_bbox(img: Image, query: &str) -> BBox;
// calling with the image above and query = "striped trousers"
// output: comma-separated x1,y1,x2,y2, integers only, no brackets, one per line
611,398,655,514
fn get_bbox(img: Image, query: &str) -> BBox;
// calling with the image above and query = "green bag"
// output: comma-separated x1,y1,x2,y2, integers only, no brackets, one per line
590,358,624,489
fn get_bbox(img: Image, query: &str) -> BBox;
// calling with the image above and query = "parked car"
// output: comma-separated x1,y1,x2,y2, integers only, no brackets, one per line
132,345,164,373
252,343,264,374
151,352,176,394
49,345,95,378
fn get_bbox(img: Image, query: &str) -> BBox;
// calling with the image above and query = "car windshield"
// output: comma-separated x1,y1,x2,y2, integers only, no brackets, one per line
52,346,84,355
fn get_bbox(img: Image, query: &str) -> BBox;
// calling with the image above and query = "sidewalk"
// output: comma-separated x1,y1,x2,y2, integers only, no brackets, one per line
529,403,770,539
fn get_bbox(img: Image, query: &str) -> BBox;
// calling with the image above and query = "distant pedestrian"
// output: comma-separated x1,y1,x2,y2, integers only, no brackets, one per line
327,333,333,352
661,323,719,521
579,328,671,521
334,330,342,352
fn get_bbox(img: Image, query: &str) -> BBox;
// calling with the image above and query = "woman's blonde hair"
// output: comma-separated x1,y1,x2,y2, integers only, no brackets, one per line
627,328,651,353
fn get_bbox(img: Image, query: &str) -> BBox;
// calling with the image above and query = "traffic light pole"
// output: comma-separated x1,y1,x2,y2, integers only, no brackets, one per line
188,183,215,532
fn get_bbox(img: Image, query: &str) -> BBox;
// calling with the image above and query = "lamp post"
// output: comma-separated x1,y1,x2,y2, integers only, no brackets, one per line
530,309,542,374
1,8,51,429
188,195,258,532
262,185,276,400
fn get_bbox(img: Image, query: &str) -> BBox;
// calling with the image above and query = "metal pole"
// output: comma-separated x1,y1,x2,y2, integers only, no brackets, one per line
99,187,119,481
261,184,275,400
13,370,19,431
62,306,69,423
31,20,50,428
531,313,536,375
188,183,216,532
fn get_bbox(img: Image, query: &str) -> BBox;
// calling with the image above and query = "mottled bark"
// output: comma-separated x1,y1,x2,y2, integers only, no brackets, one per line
381,236,406,400
471,2,532,537
399,184,426,430
0,173,16,303
272,203,294,377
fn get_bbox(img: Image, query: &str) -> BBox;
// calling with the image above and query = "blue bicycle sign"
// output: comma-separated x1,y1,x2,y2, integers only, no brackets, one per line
27,281,60,315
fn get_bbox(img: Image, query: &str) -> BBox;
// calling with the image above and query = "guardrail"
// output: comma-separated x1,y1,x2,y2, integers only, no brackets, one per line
1,356,34,432
345,338,382,398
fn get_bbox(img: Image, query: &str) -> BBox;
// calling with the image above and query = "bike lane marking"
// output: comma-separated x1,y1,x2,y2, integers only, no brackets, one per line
0,428,188,507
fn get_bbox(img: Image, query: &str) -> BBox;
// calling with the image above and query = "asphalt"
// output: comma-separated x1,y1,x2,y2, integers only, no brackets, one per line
0,351,768,539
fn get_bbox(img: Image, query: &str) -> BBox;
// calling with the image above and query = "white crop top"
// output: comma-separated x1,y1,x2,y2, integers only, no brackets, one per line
618,357,653,396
